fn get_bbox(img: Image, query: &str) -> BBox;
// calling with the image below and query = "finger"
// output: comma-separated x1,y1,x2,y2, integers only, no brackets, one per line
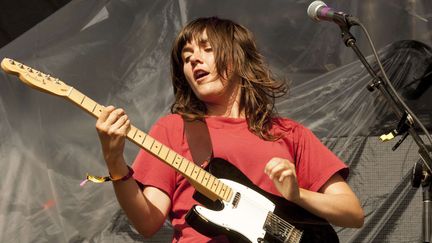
278,169,295,182
108,115,129,135
118,118,131,135
105,108,125,126
120,116,131,135
265,157,291,175
267,163,288,180
264,158,283,174
98,105,116,123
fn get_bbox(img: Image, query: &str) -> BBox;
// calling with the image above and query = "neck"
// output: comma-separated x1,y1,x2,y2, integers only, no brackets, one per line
206,83,244,119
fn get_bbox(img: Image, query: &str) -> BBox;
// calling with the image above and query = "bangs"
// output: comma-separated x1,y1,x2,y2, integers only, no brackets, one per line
173,17,227,65
175,20,212,58
178,25,207,48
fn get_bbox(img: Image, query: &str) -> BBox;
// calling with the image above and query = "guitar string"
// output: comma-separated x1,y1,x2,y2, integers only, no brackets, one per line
268,215,301,243
268,211,304,242
268,211,295,234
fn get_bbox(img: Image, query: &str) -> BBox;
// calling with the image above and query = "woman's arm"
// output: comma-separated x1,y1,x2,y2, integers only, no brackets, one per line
96,106,171,237
265,157,364,228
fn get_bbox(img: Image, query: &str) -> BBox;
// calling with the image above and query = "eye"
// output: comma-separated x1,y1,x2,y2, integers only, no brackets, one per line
184,56,191,63
183,54,192,63
204,47,212,52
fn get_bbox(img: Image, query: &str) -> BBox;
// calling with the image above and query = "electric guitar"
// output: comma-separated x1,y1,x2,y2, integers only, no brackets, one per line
1,58,339,243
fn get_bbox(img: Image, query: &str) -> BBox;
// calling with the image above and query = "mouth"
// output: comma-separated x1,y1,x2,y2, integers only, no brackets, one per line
193,70,210,82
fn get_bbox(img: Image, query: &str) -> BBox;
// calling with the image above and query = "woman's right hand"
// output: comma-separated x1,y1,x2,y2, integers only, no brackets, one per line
96,105,131,166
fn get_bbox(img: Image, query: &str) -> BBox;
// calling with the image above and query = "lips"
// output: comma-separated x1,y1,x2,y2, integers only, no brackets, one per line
193,69,209,81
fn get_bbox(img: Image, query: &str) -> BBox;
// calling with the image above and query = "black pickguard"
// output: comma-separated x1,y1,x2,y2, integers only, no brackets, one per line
185,158,339,243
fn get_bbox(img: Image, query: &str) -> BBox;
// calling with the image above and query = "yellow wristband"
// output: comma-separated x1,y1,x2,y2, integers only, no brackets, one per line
80,166,134,186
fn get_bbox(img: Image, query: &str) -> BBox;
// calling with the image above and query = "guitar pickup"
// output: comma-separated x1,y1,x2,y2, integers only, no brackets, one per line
232,192,241,208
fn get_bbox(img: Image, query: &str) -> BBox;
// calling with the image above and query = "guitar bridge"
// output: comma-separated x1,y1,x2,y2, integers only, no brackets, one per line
264,212,303,243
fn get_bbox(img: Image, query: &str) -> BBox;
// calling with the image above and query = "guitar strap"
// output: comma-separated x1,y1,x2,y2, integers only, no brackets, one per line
183,117,213,168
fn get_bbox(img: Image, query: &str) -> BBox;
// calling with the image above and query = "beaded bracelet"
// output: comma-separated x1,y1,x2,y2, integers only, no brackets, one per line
80,166,134,186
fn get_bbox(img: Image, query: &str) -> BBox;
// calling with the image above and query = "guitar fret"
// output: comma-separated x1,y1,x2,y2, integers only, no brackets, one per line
172,155,183,168
191,165,200,179
150,140,163,155
94,105,103,116
220,184,228,198
142,134,154,149
178,159,189,172
175,156,184,170
79,95,85,105
134,131,145,144
210,178,218,191
129,127,138,140
83,98,96,113
165,149,176,165
207,176,215,190
225,188,233,201
158,145,169,161
198,171,207,184
185,161,195,175
91,104,98,113
197,168,207,183
215,181,223,195
202,172,210,187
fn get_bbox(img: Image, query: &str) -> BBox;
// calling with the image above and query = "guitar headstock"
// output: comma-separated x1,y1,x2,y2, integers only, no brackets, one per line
1,58,71,97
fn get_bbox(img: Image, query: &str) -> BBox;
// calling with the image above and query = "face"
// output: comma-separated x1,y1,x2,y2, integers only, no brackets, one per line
181,31,240,106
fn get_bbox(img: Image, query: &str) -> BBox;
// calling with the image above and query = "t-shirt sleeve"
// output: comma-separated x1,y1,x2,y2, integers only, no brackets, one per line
131,116,180,199
294,124,349,192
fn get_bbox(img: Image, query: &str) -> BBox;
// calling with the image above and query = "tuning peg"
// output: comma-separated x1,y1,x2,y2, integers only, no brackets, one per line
8,59,15,65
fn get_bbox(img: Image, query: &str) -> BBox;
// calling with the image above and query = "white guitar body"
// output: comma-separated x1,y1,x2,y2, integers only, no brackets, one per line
193,179,275,242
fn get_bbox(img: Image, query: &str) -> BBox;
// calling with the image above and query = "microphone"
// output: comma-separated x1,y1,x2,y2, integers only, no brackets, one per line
307,1,359,26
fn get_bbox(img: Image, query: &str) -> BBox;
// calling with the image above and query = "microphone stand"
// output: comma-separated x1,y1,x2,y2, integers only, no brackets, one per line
336,18,432,243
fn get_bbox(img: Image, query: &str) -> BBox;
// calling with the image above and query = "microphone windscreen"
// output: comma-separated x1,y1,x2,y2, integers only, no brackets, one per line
307,1,327,21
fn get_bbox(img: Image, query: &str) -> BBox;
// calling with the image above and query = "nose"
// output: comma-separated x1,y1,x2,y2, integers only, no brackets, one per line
189,50,203,65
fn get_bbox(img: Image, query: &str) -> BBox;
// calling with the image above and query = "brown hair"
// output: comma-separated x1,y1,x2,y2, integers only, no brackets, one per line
170,17,287,140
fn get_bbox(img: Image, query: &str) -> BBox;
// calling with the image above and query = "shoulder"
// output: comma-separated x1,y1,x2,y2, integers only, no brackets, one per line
148,114,185,149
272,117,309,135
153,113,184,129
149,114,184,140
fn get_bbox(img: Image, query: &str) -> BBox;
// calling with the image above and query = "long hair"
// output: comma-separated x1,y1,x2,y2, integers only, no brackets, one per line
170,17,287,140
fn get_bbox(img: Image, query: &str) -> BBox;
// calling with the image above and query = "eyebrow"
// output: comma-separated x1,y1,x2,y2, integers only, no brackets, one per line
182,45,193,54
181,38,210,54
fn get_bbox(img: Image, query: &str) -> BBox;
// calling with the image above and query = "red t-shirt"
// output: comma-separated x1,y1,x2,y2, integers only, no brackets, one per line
132,114,348,242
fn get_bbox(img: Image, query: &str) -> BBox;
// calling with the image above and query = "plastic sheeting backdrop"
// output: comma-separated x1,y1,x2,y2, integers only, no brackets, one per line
0,0,431,242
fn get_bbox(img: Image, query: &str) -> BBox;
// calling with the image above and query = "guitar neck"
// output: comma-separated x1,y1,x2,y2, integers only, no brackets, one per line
66,87,233,202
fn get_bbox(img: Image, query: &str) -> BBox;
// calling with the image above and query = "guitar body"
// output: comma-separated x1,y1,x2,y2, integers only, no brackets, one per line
186,158,339,243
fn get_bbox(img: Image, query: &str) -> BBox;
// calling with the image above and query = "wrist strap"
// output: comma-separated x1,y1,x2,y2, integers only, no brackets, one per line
80,165,134,186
